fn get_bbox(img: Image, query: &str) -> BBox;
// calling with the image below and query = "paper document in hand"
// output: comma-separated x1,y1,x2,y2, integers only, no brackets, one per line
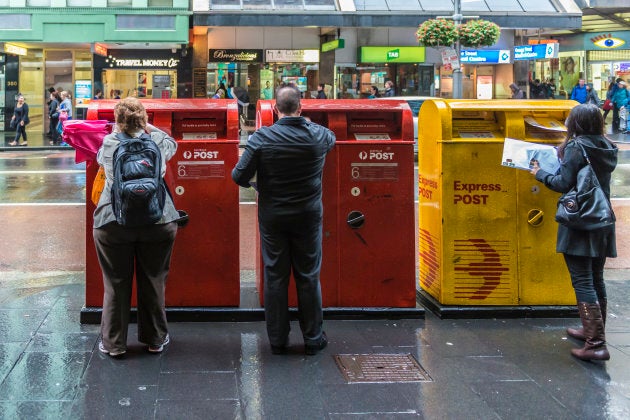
501,137,560,174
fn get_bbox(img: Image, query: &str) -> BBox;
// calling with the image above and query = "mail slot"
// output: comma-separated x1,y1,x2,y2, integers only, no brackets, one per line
83,99,240,315
417,99,577,307
255,99,416,307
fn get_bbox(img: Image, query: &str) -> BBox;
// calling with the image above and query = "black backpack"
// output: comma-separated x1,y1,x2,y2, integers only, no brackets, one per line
111,132,166,227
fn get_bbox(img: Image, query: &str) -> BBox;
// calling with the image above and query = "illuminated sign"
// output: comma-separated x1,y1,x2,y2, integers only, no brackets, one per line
105,56,180,68
528,40,558,45
93,43,108,57
321,39,345,53
4,43,27,56
591,33,626,49
460,50,511,64
514,43,559,60
265,49,320,63
209,49,262,62
359,46,425,63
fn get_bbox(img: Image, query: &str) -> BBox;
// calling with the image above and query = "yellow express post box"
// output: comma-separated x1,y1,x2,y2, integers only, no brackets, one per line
417,99,578,307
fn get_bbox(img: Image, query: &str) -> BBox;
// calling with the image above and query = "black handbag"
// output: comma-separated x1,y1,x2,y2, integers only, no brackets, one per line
9,119,16,129
555,141,615,230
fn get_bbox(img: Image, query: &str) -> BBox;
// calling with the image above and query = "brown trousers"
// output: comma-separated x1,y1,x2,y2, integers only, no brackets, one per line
93,221,177,353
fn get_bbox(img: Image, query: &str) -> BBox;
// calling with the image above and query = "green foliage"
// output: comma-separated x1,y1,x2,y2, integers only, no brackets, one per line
458,20,501,47
416,19,458,47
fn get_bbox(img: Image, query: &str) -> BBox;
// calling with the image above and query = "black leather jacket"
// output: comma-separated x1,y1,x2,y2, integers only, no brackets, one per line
232,116,335,218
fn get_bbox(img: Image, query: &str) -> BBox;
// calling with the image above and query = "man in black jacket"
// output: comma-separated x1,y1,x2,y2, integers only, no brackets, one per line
232,85,336,355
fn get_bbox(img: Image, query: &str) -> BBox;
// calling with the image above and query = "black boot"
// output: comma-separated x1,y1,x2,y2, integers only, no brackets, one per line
567,298,606,341
571,302,610,361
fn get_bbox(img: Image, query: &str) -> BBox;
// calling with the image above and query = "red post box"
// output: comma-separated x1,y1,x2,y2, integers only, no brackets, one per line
83,99,240,319
255,99,416,308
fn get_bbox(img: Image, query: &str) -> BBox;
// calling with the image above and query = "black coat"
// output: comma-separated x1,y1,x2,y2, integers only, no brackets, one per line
535,135,617,257
232,116,335,220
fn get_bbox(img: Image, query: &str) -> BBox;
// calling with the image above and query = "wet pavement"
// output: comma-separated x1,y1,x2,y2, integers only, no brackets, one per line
1,137,630,418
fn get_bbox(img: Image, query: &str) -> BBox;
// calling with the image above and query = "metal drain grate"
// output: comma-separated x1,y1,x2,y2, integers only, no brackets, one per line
334,354,432,383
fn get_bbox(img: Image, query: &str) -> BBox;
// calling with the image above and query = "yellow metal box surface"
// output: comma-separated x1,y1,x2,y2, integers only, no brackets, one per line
418,99,578,306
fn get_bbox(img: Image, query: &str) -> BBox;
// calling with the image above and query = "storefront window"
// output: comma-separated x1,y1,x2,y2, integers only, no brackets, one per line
102,69,178,99
336,64,432,98
0,55,5,132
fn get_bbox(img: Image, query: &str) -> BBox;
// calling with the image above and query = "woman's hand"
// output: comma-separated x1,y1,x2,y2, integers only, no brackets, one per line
529,159,540,176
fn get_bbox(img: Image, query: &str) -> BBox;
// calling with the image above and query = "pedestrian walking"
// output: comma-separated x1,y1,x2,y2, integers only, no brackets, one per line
93,97,179,357
316,83,327,99
611,80,629,133
232,85,335,355
48,91,62,146
9,94,29,147
585,83,600,106
570,79,588,104
530,104,617,361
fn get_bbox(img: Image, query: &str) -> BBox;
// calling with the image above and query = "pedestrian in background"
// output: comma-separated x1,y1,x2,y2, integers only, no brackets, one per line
93,97,179,357
509,83,524,99
9,94,29,147
384,80,396,97
530,104,617,361
368,85,381,98
316,83,327,99
611,79,629,133
48,91,61,146
602,78,618,123
570,78,588,104
545,78,557,99
232,85,335,356
585,83,600,106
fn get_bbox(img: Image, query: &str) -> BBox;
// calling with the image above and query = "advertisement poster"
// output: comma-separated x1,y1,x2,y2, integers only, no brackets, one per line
75,80,92,104
260,69,274,99
441,48,460,71
559,56,580,98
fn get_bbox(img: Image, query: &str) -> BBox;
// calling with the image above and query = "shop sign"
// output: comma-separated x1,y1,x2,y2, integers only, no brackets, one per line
590,33,626,49
359,46,425,63
514,43,558,60
321,39,345,53
2,43,27,56
265,49,320,63
618,63,630,72
208,49,263,63
441,48,459,70
460,50,511,64
92,43,108,57
105,56,180,68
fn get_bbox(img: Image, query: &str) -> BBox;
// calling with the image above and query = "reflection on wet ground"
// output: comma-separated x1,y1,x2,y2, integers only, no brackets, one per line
1,145,630,418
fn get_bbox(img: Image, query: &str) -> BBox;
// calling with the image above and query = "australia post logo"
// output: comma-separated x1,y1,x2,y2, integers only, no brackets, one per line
182,150,219,159
359,150,395,161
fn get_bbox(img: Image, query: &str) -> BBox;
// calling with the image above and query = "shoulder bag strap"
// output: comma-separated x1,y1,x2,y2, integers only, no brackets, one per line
575,140,613,210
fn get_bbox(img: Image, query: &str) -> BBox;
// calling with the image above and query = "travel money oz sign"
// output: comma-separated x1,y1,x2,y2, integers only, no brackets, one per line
460,50,511,64
514,43,558,60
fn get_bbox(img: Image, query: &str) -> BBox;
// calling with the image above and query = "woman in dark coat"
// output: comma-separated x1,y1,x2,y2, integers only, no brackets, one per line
530,104,617,361
48,91,61,145
9,94,29,146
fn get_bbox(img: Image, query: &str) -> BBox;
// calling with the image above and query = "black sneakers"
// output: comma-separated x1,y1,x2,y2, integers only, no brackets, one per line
305,332,328,356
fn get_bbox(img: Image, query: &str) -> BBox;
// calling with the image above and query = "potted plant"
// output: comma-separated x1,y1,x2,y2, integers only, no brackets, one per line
458,19,501,48
416,19,458,47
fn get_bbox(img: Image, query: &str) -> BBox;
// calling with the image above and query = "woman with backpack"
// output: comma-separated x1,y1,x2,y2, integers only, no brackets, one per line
93,97,179,357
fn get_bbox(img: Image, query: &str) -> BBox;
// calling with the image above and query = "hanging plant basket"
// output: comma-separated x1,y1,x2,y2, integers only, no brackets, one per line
458,19,501,48
416,19,458,47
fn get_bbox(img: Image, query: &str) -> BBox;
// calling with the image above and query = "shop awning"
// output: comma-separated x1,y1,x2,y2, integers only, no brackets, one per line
193,0,582,29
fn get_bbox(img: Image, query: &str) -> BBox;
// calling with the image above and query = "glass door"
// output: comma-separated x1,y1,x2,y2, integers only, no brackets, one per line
19,49,45,145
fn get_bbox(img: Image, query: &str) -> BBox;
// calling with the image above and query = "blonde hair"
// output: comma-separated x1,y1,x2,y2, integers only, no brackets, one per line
114,97,147,134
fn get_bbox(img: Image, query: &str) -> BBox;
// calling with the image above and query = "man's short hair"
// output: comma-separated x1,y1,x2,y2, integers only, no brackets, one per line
275,86,301,114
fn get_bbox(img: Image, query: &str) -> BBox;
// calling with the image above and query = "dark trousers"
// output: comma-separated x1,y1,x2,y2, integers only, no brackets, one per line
563,253,607,304
93,221,177,353
49,117,59,143
14,124,27,143
612,105,621,131
259,212,324,347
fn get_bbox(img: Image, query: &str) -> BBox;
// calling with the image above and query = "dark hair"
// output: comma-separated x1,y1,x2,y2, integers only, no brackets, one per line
557,104,605,159
115,97,147,134
275,85,301,114
318,83,325,89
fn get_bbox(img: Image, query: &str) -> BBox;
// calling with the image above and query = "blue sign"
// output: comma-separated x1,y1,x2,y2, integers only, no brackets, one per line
460,50,511,64
514,43,559,60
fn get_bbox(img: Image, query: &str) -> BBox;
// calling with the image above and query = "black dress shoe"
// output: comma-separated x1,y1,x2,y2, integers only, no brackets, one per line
305,332,328,356
271,345,287,355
